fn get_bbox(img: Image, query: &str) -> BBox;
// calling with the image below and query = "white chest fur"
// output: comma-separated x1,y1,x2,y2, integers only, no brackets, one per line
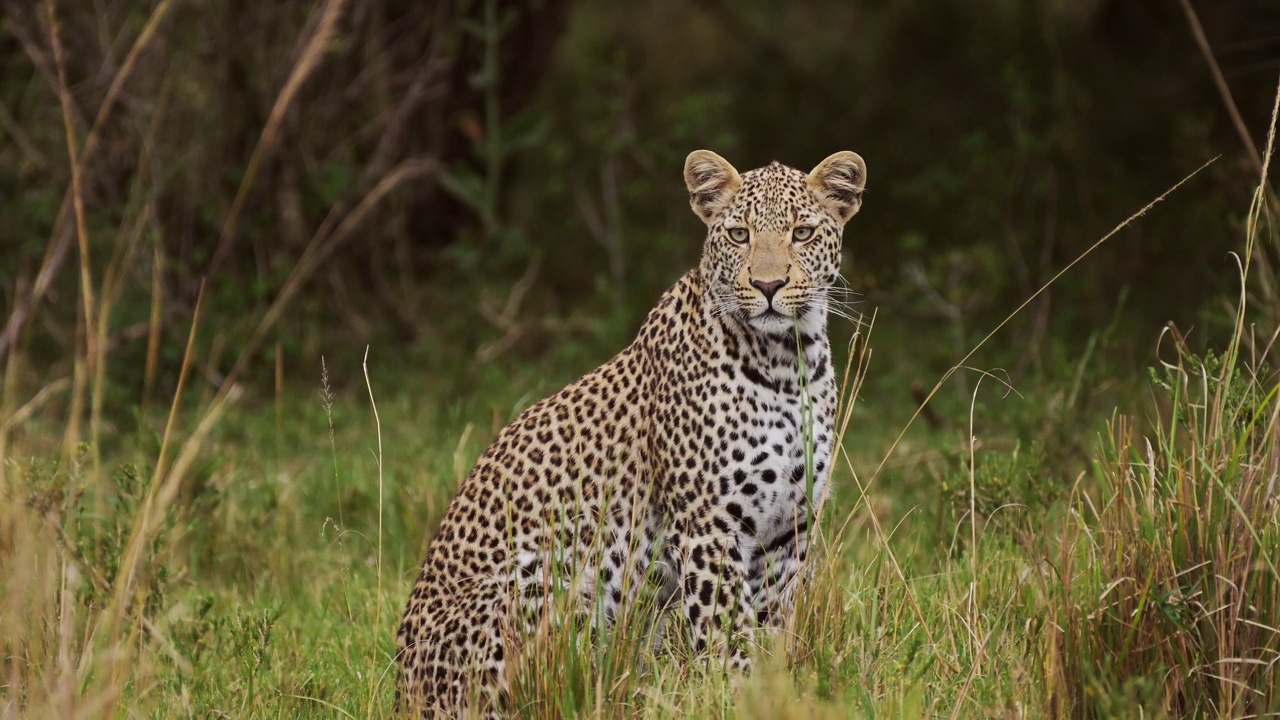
714,348,835,548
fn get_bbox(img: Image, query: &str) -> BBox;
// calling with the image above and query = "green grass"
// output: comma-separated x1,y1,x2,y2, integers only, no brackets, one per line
5,283,1278,718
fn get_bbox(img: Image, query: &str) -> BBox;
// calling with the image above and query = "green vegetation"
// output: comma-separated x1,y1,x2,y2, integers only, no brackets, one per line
4,0,1280,717
5,184,1279,716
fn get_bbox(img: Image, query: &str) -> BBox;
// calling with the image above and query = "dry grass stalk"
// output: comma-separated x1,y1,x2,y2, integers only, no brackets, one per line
1045,73,1280,718
208,0,353,273
0,0,174,366
1178,0,1265,178
361,345,387,716
45,0,95,464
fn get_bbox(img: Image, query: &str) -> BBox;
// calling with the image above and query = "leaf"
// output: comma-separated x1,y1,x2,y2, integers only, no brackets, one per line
437,168,487,214
500,111,550,157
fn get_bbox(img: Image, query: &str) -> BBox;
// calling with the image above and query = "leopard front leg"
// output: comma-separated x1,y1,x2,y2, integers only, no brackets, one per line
674,520,755,672
750,515,810,634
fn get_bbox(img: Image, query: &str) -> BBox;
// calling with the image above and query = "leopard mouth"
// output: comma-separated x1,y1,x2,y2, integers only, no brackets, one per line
747,307,794,329
746,300,823,331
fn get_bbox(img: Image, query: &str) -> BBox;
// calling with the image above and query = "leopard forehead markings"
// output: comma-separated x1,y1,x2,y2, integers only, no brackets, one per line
396,149,867,718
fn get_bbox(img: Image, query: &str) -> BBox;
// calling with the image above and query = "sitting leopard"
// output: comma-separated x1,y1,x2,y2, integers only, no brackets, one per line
396,149,867,717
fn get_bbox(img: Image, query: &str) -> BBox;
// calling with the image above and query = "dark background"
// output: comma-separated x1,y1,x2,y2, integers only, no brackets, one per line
3,0,1279,399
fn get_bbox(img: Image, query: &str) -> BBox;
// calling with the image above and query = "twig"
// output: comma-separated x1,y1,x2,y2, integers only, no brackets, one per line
217,157,437,393
0,101,49,169
96,283,228,701
207,0,351,273
477,256,542,363
46,0,96,461
1179,0,1264,176
0,377,71,436
0,0,175,366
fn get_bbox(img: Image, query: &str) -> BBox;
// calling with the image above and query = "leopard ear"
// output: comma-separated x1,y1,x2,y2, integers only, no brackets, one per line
806,151,867,223
684,150,742,225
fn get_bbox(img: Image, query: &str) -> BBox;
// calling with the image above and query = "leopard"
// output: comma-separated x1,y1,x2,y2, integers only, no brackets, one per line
395,149,867,717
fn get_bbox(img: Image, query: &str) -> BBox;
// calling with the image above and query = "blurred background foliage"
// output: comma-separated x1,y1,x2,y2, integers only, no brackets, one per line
2,0,1279,399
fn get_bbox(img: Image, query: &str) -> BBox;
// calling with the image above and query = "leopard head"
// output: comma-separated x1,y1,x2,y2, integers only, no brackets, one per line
684,149,866,337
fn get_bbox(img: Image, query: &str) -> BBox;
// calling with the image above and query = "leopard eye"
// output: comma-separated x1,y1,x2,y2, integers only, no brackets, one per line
792,226,815,243
728,227,750,245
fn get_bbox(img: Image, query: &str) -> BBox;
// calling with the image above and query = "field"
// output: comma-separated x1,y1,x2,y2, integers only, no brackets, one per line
5,166,1280,718
4,1,1280,718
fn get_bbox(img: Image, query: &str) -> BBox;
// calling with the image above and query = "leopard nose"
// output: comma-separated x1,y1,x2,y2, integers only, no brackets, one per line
750,277,789,300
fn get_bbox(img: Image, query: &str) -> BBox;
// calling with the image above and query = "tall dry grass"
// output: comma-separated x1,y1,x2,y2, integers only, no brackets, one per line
1050,359,1280,714
0,1,415,716
1044,81,1280,718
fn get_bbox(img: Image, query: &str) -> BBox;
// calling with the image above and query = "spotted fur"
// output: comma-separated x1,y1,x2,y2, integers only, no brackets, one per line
395,150,868,717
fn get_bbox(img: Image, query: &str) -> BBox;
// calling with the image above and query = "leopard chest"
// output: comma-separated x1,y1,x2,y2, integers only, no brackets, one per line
708,362,835,547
